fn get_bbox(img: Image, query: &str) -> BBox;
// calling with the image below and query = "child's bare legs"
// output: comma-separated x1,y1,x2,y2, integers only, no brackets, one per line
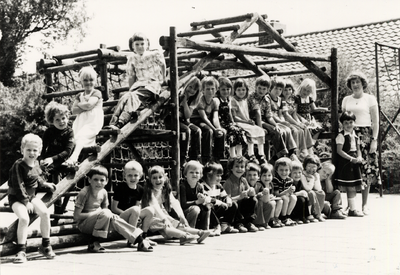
140,206,155,233
64,141,85,165
12,202,30,246
280,195,289,216
347,190,363,217
236,145,243,156
31,198,51,238
274,199,283,218
247,143,255,156
286,195,297,216
229,147,237,158
120,205,141,227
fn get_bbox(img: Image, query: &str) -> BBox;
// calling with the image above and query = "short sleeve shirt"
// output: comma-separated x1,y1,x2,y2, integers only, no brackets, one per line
192,96,220,120
75,186,109,213
113,183,144,211
341,94,377,127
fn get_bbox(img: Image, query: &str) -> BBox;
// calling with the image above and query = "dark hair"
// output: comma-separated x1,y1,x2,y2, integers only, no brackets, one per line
271,76,286,90
218,77,233,89
203,161,223,181
227,156,248,174
339,111,356,123
274,157,292,171
129,32,150,51
141,166,172,211
302,155,321,170
284,78,296,92
246,162,261,176
260,163,274,176
255,74,271,88
346,71,368,90
233,78,249,99
44,101,70,124
87,165,108,179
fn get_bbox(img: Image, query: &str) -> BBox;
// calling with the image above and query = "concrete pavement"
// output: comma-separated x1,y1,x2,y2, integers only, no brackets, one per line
1,193,400,275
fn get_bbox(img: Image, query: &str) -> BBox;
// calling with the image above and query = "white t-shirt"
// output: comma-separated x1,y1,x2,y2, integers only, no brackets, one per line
342,93,377,127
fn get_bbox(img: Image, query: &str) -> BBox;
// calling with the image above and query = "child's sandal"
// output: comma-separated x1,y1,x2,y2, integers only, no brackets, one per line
137,239,153,252
248,155,259,165
88,242,106,253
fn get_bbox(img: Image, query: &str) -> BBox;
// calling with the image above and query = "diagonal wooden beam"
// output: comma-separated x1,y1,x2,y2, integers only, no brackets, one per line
256,15,331,86
234,53,266,76
1,90,170,244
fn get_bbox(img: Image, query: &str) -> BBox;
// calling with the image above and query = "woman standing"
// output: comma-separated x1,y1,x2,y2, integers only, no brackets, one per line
341,71,381,215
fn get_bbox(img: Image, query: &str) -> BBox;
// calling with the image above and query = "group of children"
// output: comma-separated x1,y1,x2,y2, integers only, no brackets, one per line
6,32,368,263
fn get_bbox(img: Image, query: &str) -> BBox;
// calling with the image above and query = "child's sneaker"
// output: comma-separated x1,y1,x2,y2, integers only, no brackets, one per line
38,245,56,259
179,233,197,245
236,223,248,233
197,230,211,243
13,251,27,264
221,223,239,233
212,224,221,236
255,224,265,231
348,209,364,217
246,222,259,232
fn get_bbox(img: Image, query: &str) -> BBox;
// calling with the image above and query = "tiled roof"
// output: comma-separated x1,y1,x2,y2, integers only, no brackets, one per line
254,18,400,97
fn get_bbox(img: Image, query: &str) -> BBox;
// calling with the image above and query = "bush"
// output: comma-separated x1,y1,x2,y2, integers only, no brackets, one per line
0,74,47,184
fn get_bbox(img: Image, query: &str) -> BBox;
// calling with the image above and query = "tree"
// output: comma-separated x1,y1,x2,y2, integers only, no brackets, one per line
0,0,90,86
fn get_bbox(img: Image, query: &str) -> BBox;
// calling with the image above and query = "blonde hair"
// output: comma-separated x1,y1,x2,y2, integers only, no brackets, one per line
44,101,70,124
124,160,143,174
291,161,303,171
21,133,42,150
184,76,202,108
320,161,335,174
183,160,203,177
201,76,219,92
296,78,317,101
79,67,97,83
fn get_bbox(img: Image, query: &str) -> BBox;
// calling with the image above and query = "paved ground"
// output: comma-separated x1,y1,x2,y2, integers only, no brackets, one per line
1,193,400,275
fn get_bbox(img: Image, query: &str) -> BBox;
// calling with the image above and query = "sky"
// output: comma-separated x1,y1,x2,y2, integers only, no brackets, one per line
20,0,400,73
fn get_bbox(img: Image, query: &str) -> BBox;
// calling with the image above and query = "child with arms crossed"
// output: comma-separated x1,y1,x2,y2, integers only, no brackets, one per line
141,166,210,245
202,161,239,234
74,165,153,253
272,157,298,226
223,156,258,233
111,161,158,247
246,162,276,230
8,134,57,263
107,32,167,130
231,78,267,164
335,111,365,217
63,67,103,166
179,160,211,231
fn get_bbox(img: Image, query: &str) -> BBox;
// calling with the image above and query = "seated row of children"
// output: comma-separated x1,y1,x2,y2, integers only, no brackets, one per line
165,73,328,166
8,126,364,263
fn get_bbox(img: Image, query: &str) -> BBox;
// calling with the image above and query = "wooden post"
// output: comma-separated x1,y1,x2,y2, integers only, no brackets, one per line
44,72,54,102
169,27,180,194
98,44,109,101
330,48,339,175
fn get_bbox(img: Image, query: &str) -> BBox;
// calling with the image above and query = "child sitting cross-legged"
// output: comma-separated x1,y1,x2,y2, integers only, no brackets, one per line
246,162,277,230
272,157,298,226
202,161,239,234
179,161,211,232
223,156,258,233
74,165,153,252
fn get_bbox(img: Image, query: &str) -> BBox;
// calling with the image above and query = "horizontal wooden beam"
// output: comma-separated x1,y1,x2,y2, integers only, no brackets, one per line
190,13,266,27
178,24,240,37
175,37,331,62
52,46,120,61
97,49,131,61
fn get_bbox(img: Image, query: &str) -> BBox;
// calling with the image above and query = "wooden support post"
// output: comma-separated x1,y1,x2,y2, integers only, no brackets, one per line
98,44,109,101
330,48,339,171
178,25,240,37
44,72,54,102
169,27,181,194
190,13,255,28
234,53,266,76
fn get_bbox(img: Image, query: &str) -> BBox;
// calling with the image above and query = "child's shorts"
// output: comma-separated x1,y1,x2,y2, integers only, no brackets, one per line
8,194,35,208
